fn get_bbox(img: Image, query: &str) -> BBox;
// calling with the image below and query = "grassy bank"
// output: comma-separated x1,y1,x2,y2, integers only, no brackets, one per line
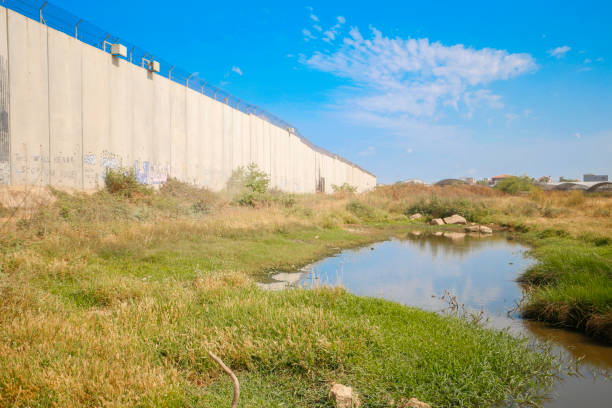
517,231,612,342
367,183,612,343
0,180,558,407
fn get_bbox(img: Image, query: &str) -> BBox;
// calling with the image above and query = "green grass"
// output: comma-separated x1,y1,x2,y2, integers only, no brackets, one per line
518,232,612,342
0,186,560,407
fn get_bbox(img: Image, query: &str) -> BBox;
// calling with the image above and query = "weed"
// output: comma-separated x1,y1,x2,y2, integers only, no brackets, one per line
332,183,357,194
104,168,151,198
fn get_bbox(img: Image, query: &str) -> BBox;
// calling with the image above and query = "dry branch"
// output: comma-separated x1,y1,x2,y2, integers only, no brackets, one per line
208,351,240,408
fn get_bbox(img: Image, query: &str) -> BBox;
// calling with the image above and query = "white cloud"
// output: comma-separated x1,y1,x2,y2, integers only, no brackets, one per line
584,58,592,64
596,57,604,62
302,28,316,41
575,132,582,139
548,45,571,58
406,148,413,154
231,66,243,76
357,146,376,157
313,24,322,32
505,113,519,124
464,89,504,114
301,26,536,120
337,16,346,24
323,30,336,42
310,13,319,22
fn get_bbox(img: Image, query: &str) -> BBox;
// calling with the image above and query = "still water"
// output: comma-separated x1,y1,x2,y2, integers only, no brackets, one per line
258,231,612,408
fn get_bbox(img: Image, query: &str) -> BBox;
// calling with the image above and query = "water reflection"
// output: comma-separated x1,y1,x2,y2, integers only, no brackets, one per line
258,232,612,407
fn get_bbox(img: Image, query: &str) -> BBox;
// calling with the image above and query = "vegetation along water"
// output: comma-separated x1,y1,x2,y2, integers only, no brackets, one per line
0,169,611,407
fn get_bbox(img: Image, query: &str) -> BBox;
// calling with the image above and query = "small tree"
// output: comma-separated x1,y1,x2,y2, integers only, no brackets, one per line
226,163,271,206
244,163,270,194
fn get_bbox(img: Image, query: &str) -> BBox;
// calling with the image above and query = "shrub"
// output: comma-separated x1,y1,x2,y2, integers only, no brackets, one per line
226,164,297,208
227,163,270,196
346,201,376,220
104,168,150,198
494,176,535,194
332,183,357,194
405,196,489,222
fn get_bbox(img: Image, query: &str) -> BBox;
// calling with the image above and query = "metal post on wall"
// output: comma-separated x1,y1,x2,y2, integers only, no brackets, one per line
39,1,48,25
101,34,110,51
74,19,83,39
168,66,175,81
186,72,196,88
129,46,136,63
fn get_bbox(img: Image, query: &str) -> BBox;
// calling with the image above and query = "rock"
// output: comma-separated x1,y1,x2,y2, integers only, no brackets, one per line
328,383,361,408
464,225,480,233
410,213,423,220
398,397,431,408
442,214,467,225
430,218,444,226
479,225,493,234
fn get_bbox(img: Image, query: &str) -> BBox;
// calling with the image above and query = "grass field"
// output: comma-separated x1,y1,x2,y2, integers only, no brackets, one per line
0,179,564,407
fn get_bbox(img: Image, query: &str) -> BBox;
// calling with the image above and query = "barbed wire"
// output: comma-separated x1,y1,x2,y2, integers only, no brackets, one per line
0,0,375,177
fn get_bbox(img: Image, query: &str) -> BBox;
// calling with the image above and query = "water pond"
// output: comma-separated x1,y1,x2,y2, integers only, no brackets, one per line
258,231,612,408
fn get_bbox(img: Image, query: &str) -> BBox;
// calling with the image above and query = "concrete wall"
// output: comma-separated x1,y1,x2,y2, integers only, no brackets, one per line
0,7,375,193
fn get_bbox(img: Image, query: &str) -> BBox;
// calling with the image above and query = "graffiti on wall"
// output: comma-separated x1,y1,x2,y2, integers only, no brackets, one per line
0,56,9,185
134,160,169,185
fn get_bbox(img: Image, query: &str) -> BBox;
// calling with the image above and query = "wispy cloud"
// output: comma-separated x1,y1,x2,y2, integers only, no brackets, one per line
302,28,316,41
357,146,376,157
548,45,571,58
306,6,319,22
231,66,243,76
301,24,536,122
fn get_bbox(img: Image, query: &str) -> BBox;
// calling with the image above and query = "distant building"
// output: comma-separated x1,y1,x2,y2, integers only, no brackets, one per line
490,174,513,186
537,176,552,184
584,174,608,182
460,177,476,185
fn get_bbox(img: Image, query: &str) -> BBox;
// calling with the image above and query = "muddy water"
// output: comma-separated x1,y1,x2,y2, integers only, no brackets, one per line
258,232,611,408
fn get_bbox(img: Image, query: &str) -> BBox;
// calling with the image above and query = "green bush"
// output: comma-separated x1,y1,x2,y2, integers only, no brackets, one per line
227,163,270,196
494,176,535,194
332,183,357,193
227,163,297,208
405,196,489,222
104,168,150,198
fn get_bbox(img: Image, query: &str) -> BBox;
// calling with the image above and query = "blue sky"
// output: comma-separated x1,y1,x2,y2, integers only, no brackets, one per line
49,0,612,183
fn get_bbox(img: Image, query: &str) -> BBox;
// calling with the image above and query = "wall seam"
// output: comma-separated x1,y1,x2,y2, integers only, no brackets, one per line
45,21,51,186
5,8,12,185
80,38,84,188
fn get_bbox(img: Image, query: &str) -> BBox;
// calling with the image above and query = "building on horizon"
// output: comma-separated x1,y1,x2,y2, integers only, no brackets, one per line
460,177,476,185
583,174,608,182
490,174,513,186
537,176,553,184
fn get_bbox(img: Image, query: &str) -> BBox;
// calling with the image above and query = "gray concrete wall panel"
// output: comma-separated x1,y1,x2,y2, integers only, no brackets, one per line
3,7,375,192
